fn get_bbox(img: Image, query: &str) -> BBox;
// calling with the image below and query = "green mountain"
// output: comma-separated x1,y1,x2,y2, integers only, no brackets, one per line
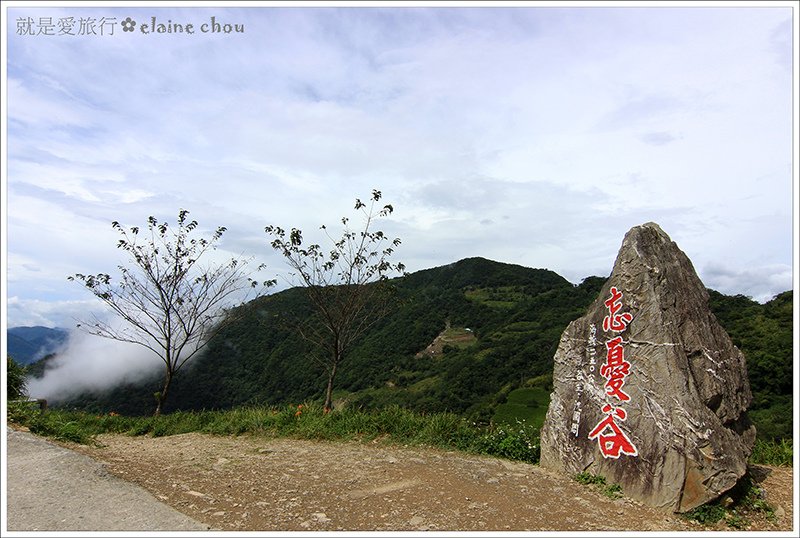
707,290,793,441
48,258,600,416
38,257,792,441
7,326,69,364
7,334,39,364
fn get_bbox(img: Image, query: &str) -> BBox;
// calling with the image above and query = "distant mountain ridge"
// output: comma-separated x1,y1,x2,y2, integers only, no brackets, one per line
25,257,793,441
35,257,611,415
7,326,69,364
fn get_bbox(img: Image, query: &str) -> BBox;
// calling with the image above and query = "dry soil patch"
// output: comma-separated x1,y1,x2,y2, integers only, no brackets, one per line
61,431,794,532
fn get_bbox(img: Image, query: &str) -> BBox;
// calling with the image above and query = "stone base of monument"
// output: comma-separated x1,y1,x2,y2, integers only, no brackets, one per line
540,223,756,513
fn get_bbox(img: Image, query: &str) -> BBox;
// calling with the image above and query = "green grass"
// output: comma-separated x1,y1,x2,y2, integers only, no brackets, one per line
573,472,623,499
464,286,526,308
682,472,779,529
10,398,788,477
440,327,477,348
441,327,473,338
492,387,550,429
683,503,727,525
749,438,793,466
7,402,541,464
408,376,440,393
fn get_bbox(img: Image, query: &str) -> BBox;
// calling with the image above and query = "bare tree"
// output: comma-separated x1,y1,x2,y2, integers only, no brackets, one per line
265,190,405,411
69,209,273,416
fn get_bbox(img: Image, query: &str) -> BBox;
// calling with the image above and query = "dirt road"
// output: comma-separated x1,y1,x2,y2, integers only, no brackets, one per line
5,429,210,532
6,427,794,532
61,431,796,532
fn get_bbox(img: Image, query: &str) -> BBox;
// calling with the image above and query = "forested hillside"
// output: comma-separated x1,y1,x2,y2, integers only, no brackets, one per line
7,327,69,364
34,257,792,441
707,290,793,441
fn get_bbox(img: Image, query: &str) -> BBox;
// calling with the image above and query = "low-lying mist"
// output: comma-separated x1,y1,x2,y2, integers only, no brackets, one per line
25,328,163,404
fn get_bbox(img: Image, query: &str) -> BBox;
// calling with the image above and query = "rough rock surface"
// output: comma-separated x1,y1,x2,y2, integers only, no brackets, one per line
540,222,756,513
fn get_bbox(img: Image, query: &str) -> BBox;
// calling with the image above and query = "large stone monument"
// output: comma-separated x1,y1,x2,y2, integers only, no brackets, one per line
540,222,756,513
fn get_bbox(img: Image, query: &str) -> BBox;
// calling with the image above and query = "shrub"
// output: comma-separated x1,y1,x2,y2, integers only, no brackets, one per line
7,400,39,425
573,472,623,499
6,356,28,400
603,483,623,499
10,404,544,465
478,420,540,463
575,472,607,486
683,473,778,529
683,503,726,525
27,413,96,445
750,438,793,466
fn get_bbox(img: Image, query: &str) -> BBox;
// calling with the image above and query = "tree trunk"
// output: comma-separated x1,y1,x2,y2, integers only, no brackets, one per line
323,360,339,411
154,370,173,417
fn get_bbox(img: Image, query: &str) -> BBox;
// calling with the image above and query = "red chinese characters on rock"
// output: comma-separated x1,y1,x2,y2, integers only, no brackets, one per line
601,336,631,401
589,286,638,459
603,286,633,332
588,404,639,458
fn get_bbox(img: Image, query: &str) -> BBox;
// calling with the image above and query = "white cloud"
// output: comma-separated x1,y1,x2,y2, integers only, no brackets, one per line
7,77,97,128
701,263,793,304
639,132,680,146
7,296,104,329
2,5,795,328
25,327,161,404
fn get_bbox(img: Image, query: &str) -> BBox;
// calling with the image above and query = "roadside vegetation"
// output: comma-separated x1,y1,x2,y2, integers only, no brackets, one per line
573,472,623,499
6,356,28,400
7,395,790,532
682,474,780,530
749,437,793,467
7,402,540,464
571,464,787,531
8,399,789,470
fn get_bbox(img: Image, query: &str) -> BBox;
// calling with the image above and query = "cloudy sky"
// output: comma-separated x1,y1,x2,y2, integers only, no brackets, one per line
2,2,797,329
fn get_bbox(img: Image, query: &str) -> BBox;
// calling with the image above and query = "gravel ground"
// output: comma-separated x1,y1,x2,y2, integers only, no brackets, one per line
5,426,795,533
